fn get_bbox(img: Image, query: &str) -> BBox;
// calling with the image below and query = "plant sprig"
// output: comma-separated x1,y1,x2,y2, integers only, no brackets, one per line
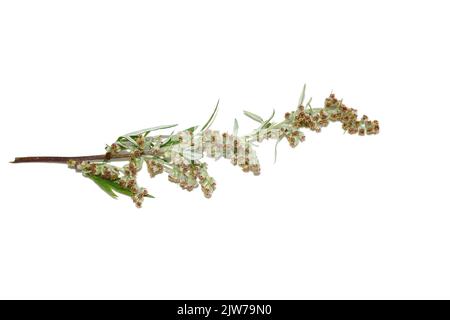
11,86,379,208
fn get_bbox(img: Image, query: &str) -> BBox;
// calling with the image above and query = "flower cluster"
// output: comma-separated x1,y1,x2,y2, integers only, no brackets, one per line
262,92,380,151
68,153,150,208
201,130,261,175
166,162,216,198
146,159,164,178
324,93,379,135
131,188,149,208
68,160,120,181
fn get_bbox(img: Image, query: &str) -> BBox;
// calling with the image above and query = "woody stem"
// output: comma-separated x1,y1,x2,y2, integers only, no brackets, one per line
10,153,132,164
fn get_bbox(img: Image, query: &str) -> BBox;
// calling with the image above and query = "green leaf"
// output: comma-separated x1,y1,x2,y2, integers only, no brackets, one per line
120,135,139,148
88,175,155,199
160,131,175,147
121,124,178,138
243,110,264,123
298,83,306,107
233,118,239,136
88,175,118,199
106,181,133,197
160,137,177,148
261,109,275,129
160,126,197,148
186,126,198,133
200,99,219,131
273,136,283,163
115,141,129,149
305,97,313,113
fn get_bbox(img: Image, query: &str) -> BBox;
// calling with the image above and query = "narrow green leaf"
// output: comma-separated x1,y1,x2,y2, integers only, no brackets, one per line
160,126,198,148
121,135,139,147
233,118,239,136
298,83,306,107
115,141,129,149
306,97,313,112
186,125,198,133
88,175,118,199
200,99,219,131
105,180,134,197
160,138,177,148
261,109,275,129
88,175,156,199
273,137,283,163
121,124,178,138
109,178,155,198
243,110,264,123
160,131,175,147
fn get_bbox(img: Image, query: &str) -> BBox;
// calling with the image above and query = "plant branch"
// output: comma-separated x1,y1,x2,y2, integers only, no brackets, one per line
9,88,380,208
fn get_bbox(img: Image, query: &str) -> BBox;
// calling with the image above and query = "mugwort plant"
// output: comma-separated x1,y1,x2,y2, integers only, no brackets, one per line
12,86,379,208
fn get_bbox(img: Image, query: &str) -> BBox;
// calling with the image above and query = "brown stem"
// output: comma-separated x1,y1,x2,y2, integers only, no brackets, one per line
10,153,131,164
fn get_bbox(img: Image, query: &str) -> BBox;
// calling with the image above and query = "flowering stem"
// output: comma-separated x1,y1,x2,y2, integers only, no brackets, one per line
10,88,380,208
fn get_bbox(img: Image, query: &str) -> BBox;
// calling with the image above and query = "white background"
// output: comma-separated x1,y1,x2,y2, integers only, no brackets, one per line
0,0,449,299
